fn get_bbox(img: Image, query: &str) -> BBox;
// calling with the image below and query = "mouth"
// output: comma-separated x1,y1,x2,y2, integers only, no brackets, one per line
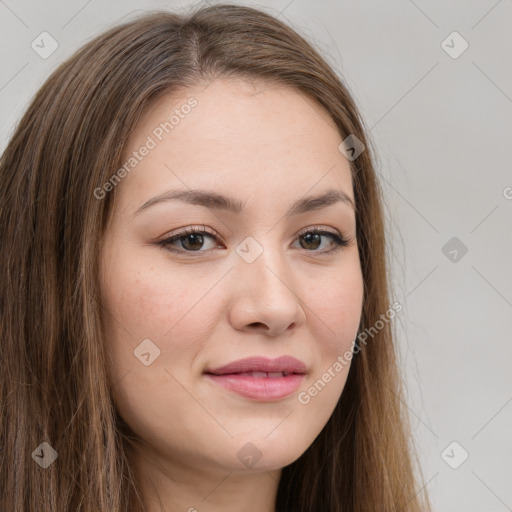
203,356,308,401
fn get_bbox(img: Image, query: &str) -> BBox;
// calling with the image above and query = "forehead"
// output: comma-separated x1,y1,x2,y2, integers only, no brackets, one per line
117,77,353,212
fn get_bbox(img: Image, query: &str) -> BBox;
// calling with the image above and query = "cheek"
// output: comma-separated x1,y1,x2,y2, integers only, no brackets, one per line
100,253,224,382
100,260,224,450
297,263,363,409
306,265,364,351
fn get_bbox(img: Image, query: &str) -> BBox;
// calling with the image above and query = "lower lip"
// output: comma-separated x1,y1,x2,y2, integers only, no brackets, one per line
205,373,306,401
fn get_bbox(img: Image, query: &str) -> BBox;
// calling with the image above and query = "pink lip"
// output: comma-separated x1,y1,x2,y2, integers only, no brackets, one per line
204,356,308,401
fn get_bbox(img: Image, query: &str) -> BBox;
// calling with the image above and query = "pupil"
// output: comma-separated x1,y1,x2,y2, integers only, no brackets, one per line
184,233,203,250
302,233,320,249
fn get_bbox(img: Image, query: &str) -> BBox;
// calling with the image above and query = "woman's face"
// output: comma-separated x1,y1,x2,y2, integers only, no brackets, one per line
99,78,364,476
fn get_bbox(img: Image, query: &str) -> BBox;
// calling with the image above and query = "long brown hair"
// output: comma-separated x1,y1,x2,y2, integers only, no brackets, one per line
0,4,430,511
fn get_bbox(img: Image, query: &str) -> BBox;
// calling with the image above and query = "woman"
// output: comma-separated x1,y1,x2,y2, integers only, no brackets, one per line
0,4,430,511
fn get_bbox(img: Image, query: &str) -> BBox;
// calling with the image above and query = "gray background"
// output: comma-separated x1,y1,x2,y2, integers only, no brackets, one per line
1,1,511,510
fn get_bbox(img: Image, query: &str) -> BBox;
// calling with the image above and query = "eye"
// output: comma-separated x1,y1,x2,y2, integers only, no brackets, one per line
157,225,351,255
157,226,220,253
293,226,349,254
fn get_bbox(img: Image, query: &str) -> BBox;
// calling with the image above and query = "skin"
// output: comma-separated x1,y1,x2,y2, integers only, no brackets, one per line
99,77,364,512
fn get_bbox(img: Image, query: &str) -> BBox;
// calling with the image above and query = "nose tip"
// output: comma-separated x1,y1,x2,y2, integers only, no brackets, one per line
229,258,306,336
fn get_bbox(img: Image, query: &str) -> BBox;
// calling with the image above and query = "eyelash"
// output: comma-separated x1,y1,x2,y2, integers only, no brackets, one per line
157,225,351,256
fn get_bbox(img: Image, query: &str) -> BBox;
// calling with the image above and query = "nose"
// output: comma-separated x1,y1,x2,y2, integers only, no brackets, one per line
228,247,306,337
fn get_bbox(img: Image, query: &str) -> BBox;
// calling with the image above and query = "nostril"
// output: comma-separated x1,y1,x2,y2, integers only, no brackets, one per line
248,322,266,328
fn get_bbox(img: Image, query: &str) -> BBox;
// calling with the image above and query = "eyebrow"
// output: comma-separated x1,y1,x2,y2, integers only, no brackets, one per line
134,187,355,217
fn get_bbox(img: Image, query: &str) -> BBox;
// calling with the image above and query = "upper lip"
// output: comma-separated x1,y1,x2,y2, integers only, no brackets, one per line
205,356,308,375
